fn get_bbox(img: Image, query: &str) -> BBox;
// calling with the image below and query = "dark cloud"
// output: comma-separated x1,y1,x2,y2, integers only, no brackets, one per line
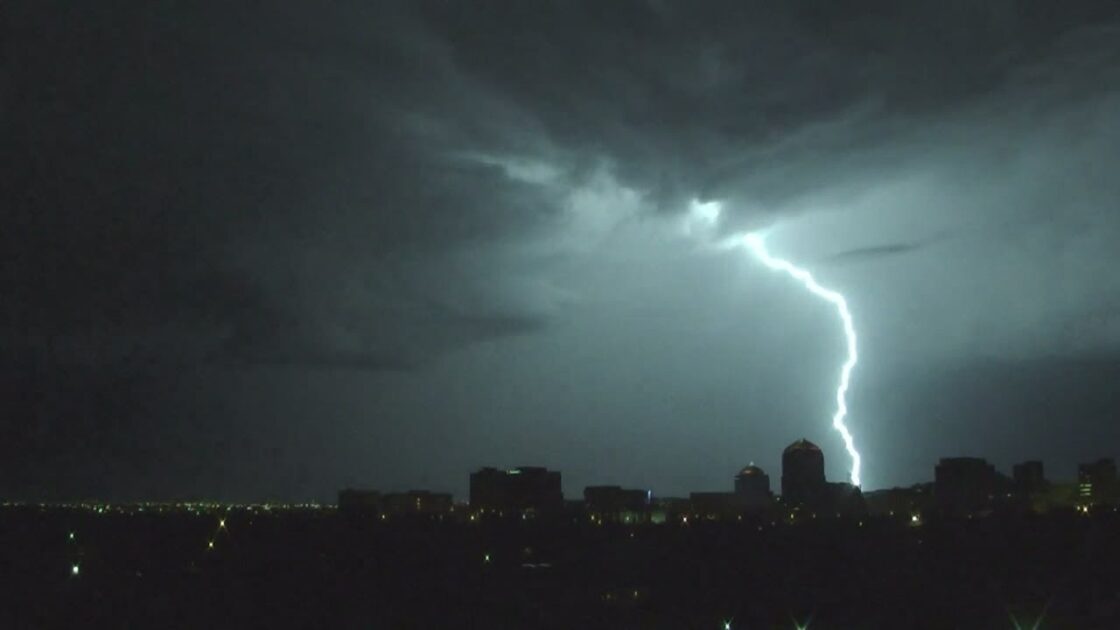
3,1,1120,499
860,354,1120,486
824,230,956,265
828,242,925,263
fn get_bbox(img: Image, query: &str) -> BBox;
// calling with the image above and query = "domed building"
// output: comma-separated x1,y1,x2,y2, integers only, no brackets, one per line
781,438,826,507
734,464,772,510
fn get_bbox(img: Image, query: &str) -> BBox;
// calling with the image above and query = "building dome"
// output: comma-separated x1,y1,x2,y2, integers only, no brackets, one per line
783,438,821,455
738,464,765,477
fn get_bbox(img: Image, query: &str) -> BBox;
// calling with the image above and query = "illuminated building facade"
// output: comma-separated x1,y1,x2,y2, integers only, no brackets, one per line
934,457,996,516
469,466,563,515
781,439,826,508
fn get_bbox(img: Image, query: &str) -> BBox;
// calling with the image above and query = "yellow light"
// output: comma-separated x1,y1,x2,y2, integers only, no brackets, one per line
208,540,215,550
218,518,226,529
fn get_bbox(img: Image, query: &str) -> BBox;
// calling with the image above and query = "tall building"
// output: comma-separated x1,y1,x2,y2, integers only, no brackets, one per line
782,439,826,508
470,466,563,515
1078,458,1118,505
934,457,995,516
734,464,772,510
1012,461,1046,495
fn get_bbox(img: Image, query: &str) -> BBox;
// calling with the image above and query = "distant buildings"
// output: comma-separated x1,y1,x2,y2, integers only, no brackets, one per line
584,486,650,524
782,439,827,509
935,457,996,516
734,465,772,510
381,491,453,516
826,482,866,517
470,467,563,516
1013,461,1047,496
338,445,1113,525
864,484,934,517
338,489,381,518
1078,458,1118,506
337,489,453,518
688,492,748,519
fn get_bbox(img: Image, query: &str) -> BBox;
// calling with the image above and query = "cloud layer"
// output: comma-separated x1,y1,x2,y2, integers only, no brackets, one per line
3,1,1120,498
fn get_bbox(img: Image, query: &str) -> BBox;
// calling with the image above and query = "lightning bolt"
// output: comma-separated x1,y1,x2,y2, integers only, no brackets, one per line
740,233,862,487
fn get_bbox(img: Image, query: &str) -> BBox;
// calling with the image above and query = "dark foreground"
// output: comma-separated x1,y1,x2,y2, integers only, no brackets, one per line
3,507,1120,629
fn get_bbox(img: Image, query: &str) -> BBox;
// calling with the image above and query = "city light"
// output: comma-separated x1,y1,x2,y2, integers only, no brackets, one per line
71,564,80,576
722,620,732,630
68,532,75,541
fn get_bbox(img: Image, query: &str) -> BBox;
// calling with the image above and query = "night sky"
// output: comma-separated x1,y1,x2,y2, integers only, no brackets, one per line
5,1,1120,502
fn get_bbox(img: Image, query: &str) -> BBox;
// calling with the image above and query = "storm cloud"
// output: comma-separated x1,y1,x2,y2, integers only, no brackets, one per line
3,1,1120,499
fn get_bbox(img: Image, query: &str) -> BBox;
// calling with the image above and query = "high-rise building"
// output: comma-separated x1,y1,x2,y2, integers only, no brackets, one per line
470,466,563,515
781,439,826,508
934,457,996,516
1078,458,1118,505
734,464,772,510
1012,461,1046,495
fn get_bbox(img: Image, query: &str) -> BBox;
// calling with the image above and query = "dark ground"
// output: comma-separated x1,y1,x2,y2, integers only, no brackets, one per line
2,507,1119,629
